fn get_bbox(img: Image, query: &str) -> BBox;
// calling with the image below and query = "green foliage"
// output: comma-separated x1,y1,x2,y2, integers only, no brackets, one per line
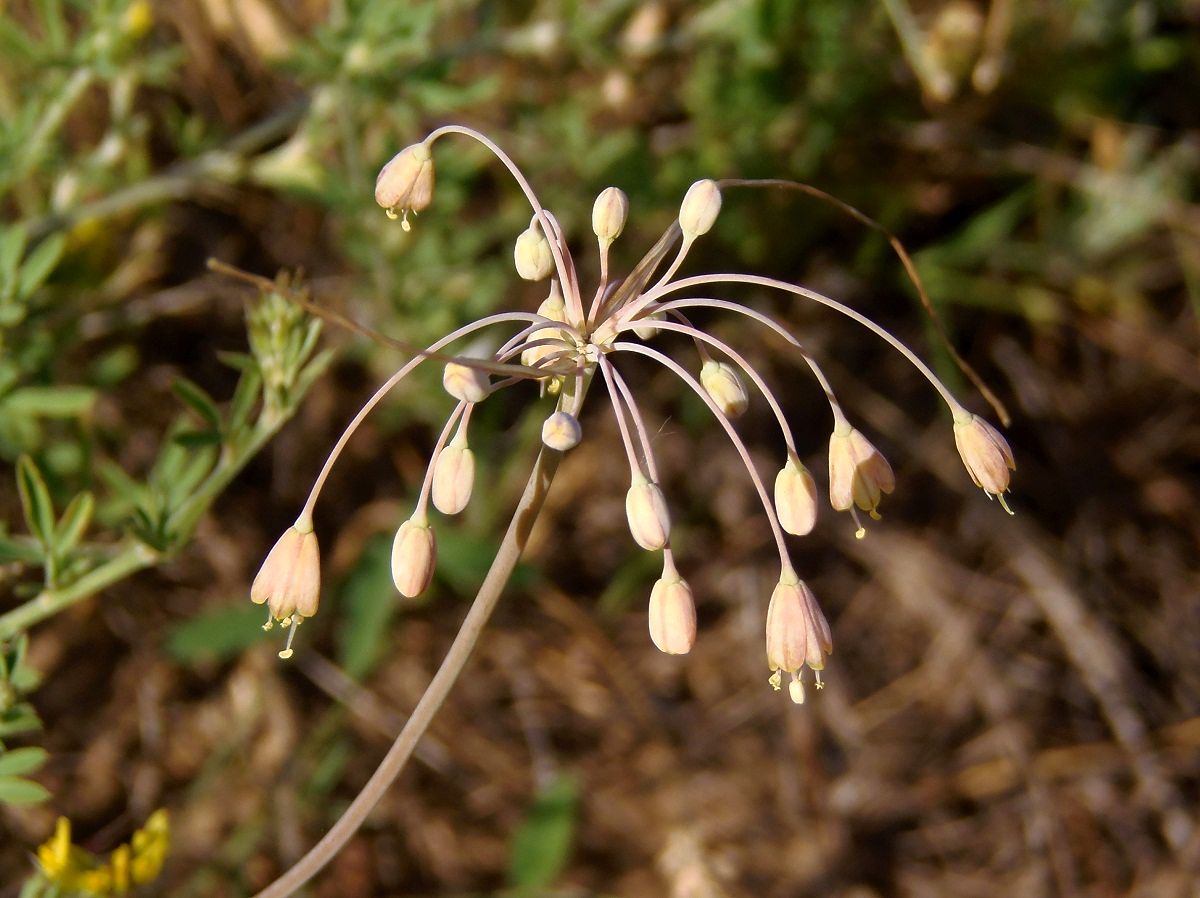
0,635,48,809
507,774,580,894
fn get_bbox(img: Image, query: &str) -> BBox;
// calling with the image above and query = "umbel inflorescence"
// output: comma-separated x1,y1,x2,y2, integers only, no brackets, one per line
250,125,1014,703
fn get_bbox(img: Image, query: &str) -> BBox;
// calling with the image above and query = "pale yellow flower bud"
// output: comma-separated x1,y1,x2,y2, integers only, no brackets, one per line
375,142,434,230
391,516,437,598
522,286,568,369
631,309,665,341
700,359,748,418
765,574,831,675
592,186,629,244
443,361,490,403
541,411,582,451
514,226,555,281
774,457,818,536
251,524,321,621
679,179,721,240
953,412,1015,504
626,475,671,550
828,424,895,523
432,432,475,515
648,568,697,655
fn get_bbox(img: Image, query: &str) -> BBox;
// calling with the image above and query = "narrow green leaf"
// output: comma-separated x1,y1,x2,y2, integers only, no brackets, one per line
0,225,27,285
507,775,579,893
216,350,256,372
336,536,397,681
0,775,50,805
17,232,65,298
165,603,269,664
172,430,223,449
15,456,55,546
0,385,97,419
0,535,44,564
0,746,48,776
0,707,42,739
54,491,94,555
172,378,221,429
227,367,262,433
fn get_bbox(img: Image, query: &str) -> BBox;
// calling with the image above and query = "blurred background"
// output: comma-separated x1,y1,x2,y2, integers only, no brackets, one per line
1,1,1198,896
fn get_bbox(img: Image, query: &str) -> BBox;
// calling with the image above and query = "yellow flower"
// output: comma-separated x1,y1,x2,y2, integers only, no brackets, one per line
35,809,169,896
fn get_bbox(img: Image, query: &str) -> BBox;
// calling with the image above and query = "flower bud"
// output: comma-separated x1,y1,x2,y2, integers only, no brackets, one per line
443,361,490,403
592,186,629,245
542,411,582,451
631,309,665,341
828,425,894,524
514,226,555,281
679,179,721,240
648,569,697,655
251,524,321,621
432,432,475,515
522,286,568,369
700,359,748,418
626,476,671,550
391,516,437,598
953,413,1015,502
765,574,831,676
774,457,818,536
375,141,434,229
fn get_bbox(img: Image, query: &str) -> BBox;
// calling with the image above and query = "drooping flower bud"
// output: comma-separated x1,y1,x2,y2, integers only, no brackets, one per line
432,430,475,515
679,179,721,240
443,361,490,403
828,424,895,531
700,359,749,418
648,565,697,655
514,225,555,281
522,285,568,369
765,573,831,678
626,475,671,550
592,186,629,245
391,516,437,598
251,523,321,622
952,412,1015,508
375,141,435,230
774,457,818,536
542,411,582,451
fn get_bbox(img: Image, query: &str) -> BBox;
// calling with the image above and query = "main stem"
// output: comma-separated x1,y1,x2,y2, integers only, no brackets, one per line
252,446,563,898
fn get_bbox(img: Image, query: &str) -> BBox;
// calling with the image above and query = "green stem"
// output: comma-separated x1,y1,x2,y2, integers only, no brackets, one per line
251,445,563,898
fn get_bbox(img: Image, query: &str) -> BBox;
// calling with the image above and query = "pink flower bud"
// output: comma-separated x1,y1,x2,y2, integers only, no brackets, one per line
828,425,895,521
391,517,436,598
443,361,490,403
375,142,434,229
432,433,475,515
765,574,831,676
679,179,721,239
251,524,321,621
541,411,582,451
592,186,629,244
648,568,697,655
953,412,1015,502
514,226,554,281
700,360,749,418
774,457,818,536
625,476,671,550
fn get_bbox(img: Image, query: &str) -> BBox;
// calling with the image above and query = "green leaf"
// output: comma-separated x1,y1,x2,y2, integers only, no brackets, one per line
0,746,48,776
0,774,50,805
172,429,223,449
172,378,221,429
1,385,97,419
216,350,256,372
507,775,579,893
165,603,269,664
17,232,65,298
227,367,262,433
336,536,397,681
0,706,42,739
54,492,93,555
0,535,43,564
0,225,27,287
16,456,55,546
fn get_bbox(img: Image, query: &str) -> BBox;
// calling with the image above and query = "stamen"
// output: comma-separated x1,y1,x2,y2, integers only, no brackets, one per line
814,670,824,690
850,508,866,539
262,609,274,632
998,493,1014,515
768,669,782,691
278,617,300,660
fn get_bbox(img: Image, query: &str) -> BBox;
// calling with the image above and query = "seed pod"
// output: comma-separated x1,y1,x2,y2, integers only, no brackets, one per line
391,516,437,598
542,411,582,451
514,226,555,281
432,432,475,515
251,524,321,621
953,412,1015,499
648,569,697,655
625,476,671,550
679,179,721,240
443,361,490,403
700,359,749,418
592,186,629,245
774,457,818,536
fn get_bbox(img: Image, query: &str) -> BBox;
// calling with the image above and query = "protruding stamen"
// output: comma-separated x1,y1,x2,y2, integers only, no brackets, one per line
278,617,300,660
